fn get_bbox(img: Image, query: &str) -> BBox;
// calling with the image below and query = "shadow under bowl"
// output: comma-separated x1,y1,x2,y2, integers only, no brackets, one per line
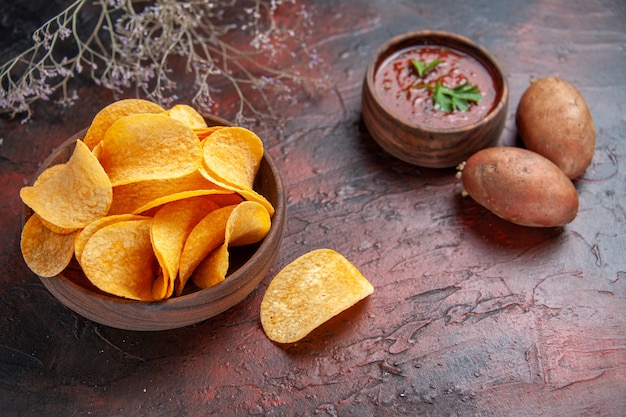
362,30,509,168
23,113,286,331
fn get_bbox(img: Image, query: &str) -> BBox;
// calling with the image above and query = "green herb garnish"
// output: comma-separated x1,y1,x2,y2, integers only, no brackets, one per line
432,81,483,112
408,59,483,113
410,58,441,78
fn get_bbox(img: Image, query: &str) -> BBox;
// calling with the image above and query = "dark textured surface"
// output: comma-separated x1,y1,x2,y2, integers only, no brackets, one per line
1,0,625,415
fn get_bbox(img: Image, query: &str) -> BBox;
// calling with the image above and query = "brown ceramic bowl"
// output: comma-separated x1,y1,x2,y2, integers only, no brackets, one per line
23,114,286,331
362,30,508,168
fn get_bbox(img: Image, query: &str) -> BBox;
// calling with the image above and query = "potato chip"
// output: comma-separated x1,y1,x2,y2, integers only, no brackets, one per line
165,104,208,129
198,165,275,217
33,163,64,185
80,218,157,301
20,140,112,229
38,215,77,235
194,126,227,140
99,113,201,186
83,99,165,150
202,127,264,190
177,205,236,294
20,215,77,278
151,197,220,298
192,245,229,289
108,169,229,215
152,269,171,301
260,249,374,343
192,201,271,289
74,214,148,264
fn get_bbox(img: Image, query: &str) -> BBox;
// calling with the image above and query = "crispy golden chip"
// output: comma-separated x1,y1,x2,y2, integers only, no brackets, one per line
260,249,374,344
202,127,264,190
38,214,77,235
194,126,227,140
192,201,271,289
152,268,171,301
80,218,156,301
83,99,165,150
20,140,112,229
177,205,236,294
108,169,228,215
75,214,148,265
20,215,77,278
151,197,220,297
165,104,208,129
99,113,201,186
33,163,64,185
192,245,229,289
198,165,274,217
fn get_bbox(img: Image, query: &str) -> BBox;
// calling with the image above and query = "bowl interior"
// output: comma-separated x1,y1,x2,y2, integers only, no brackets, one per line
24,113,286,331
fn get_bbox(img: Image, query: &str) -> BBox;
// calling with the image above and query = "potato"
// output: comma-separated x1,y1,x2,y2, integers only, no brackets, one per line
516,76,595,179
460,147,578,227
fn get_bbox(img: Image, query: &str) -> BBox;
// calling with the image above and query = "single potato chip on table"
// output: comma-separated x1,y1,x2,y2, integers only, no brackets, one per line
260,249,374,344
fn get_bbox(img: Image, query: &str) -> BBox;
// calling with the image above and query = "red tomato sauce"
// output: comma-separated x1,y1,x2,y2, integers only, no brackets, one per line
374,46,497,129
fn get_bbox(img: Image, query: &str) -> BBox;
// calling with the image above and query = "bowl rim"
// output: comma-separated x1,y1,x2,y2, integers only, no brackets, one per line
365,29,509,133
23,113,286,331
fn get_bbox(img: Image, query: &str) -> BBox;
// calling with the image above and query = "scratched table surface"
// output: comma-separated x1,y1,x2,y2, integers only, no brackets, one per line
1,0,625,416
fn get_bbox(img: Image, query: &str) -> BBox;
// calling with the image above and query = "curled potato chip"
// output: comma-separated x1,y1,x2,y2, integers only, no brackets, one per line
83,99,164,150
192,245,229,289
192,201,271,289
260,249,374,344
99,113,201,186
165,104,208,129
20,215,77,278
20,140,112,229
108,169,228,215
75,214,148,265
202,127,263,190
177,205,236,294
151,197,220,298
194,126,227,140
80,218,157,301
198,165,274,217
38,215,78,235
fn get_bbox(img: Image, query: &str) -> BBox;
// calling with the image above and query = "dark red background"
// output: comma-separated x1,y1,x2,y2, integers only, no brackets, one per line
1,0,624,415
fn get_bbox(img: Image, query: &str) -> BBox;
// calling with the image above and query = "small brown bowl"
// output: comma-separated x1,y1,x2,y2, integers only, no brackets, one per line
362,30,509,168
23,114,286,331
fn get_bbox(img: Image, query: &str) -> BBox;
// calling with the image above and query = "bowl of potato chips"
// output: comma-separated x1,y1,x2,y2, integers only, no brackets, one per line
20,99,286,331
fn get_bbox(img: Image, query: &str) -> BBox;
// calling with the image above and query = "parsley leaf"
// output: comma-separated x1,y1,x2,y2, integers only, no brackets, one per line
410,58,441,78
432,81,483,113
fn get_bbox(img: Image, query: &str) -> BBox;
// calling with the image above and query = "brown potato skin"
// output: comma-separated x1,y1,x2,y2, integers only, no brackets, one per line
461,147,579,227
516,77,595,179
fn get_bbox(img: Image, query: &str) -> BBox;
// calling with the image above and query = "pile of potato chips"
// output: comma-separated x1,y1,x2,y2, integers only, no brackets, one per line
20,99,274,301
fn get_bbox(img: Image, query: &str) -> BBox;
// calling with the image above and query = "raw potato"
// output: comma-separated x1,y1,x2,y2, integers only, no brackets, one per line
516,76,595,179
461,147,579,227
